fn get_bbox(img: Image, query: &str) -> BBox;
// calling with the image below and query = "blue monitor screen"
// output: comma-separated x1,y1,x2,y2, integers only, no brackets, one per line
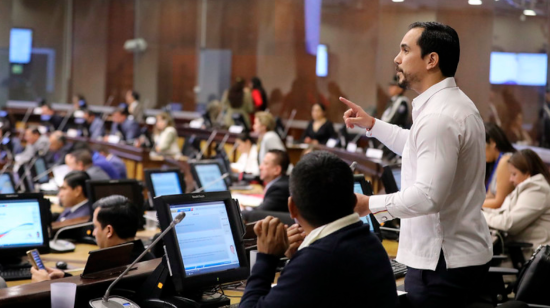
0,174,15,194
316,44,328,77
392,169,401,191
170,201,240,277
9,28,33,64
151,172,182,197
0,199,44,248
34,158,49,184
490,52,547,86
353,182,374,232
195,164,228,192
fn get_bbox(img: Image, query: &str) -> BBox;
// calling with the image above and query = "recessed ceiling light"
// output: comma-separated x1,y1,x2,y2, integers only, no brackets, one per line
468,0,482,5
392,0,404,2
523,9,536,16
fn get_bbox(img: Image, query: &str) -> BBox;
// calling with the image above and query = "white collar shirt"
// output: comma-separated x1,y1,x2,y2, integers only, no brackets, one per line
367,77,493,270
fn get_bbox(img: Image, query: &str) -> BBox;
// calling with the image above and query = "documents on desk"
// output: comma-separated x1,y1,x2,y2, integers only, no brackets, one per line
232,193,263,208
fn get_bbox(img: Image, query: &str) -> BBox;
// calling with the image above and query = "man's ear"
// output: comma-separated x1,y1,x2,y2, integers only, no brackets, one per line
426,52,439,70
288,196,298,219
105,225,114,239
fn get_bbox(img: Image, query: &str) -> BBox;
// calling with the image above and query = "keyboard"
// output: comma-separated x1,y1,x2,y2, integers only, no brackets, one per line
0,266,32,281
391,259,407,279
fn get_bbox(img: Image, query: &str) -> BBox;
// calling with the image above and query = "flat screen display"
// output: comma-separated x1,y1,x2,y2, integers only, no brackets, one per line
353,182,374,232
392,169,401,191
0,199,44,248
0,174,15,194
490,52,547,86
316,44,328,77
151,172,182,197
194,164,228,192
9,28,33,64
170,201,240,277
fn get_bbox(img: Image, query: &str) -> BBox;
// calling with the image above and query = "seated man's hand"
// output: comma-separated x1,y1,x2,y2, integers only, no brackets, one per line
354,193,371,217
254,216,288,257
31,266,65,283
285,224,305,259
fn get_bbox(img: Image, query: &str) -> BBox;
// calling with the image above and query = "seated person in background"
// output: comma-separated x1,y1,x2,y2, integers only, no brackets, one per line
221,78,254,128
45,131,73,167
152,112,180,157
15,127,50,165
484,123,517,209
82,108,105,139
65,149,111,181
126,90,144,123
253,111,286,164
256,149,290,212
56,171,92,222
483,149,550,250
231,133,259,176
32,195,155,282
0,126,23,157
40,103,64,131
97,145,127,179
72,94,87,110
72,142,119,179
380,75,410,128
301,103,336,145
108,107,141,143
240,151,397,308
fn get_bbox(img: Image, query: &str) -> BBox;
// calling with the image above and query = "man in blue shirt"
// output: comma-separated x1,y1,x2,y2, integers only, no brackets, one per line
240,151,397,308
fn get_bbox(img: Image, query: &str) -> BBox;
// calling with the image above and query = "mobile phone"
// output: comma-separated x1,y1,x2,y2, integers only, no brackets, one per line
26,249,46,270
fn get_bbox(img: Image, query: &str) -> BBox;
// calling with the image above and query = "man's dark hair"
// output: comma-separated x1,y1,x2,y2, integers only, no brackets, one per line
64,171,90,198
82,108,97,117
71,149,93,167
72,141,91,152
290,151,356,227
96,144,110,155
28,127,41,136
130,90,140,101
114,107,129,117
42,103,54,111
93,195,139,239
409,21,460,77
267,149,290,174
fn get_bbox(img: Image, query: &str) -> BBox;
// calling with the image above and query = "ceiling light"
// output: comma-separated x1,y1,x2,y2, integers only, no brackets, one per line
523,9,536,16
392,0,404,2
468,0,482,5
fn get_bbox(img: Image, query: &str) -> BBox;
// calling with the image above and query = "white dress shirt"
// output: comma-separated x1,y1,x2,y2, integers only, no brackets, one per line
368,77,493,270
298,213,361,250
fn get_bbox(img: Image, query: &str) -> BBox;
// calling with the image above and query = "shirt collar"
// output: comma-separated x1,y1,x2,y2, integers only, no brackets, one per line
412,77,457,111
298,213,360,251
70,199,89,213
264,175,282,192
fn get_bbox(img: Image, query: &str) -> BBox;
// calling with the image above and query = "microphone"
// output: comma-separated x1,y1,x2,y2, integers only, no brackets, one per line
20,107,34,130
217,133,230,151
192,173,230,193
196,130,218,160
14,156,40,192
283,109,297,138
58,108,75,132
101,95,115,122
50,221,94,253
89,211,186,308
349,161,358,172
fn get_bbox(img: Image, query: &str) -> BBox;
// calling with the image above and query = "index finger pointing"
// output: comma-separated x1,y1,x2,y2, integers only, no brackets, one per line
339,97,360,111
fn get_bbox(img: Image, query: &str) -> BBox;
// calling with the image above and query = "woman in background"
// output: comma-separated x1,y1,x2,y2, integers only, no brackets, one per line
231,133,259,176
253,111,286,164
221,78,254,129
483,149,550,249
301,103,336,145
484,123,516,209
153,112,180,157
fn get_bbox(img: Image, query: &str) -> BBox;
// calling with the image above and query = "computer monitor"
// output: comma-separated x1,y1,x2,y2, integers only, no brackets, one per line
154,191,249,294
353,175,381,241
189,160,230,192
0,173,16,194
86,179,145,216
144,169,186,200
31,157,49,184
381,164,401,194
0,193,50,260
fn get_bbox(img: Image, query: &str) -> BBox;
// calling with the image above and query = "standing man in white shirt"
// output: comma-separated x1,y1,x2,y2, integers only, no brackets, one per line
341,22,493,307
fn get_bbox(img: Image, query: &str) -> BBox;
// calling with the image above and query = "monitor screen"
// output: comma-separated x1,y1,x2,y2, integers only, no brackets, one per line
169,201,241,277
194,164,228,192
391,169,401,191
9,28,33,64
490,52,548,86
34,157,49,184
0,199,44,248
316,44,328,77
0,174,15,194
353,181,374,232
151,172,183,197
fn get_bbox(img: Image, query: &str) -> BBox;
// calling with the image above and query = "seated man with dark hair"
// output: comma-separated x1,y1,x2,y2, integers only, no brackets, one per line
31,195,155,282
46,131,73,167
97,145,127,179
109,107,141,142
82,108,105,139
66,149,111,181
41,103,64,131
56,171,92,222
240,151,397,308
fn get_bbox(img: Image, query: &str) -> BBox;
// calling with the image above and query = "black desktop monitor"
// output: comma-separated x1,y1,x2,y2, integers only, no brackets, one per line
353,175,381,241
189,160,230,192
154,191,249,294
381,164,401,194
0,193,50,260
0,173,16,194
86,179,145,216
144,168,186,200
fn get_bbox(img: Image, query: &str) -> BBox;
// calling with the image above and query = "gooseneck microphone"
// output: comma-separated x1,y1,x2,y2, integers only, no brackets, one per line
89,211,186,308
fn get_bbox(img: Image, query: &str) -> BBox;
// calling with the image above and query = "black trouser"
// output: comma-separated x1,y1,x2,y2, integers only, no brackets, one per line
404,252,491,308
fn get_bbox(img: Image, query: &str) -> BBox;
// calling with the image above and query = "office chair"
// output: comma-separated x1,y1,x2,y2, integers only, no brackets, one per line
181,135,201,158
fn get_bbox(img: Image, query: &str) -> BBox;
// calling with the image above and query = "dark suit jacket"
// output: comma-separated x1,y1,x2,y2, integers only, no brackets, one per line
108,154,127,179
45,143,73,168
56,200,92,222
257,176,289,212
110,119,141,142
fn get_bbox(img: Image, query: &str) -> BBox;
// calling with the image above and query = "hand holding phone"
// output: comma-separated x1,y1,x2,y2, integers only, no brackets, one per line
26,249,46,270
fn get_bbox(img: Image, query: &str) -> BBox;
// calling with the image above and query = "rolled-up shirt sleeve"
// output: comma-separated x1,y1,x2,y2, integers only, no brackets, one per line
370,113,461,222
